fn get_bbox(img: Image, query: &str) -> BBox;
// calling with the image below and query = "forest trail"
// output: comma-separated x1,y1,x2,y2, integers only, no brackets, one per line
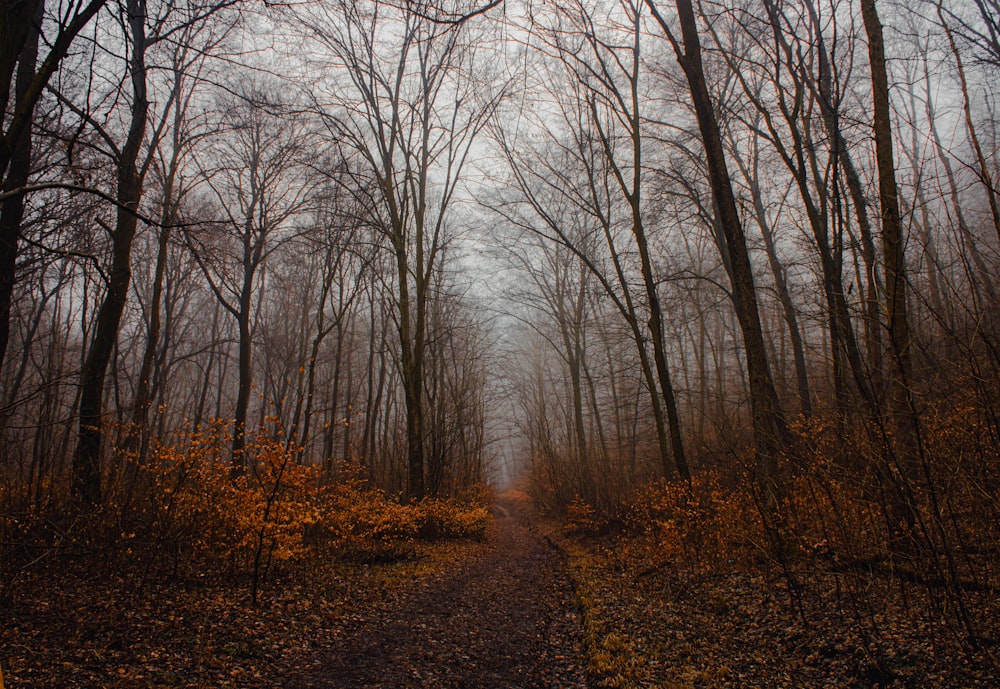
293,497,592,688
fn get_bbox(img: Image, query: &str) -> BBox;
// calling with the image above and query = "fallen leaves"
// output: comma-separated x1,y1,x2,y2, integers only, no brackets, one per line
288,500,589,688
0,538,484,688
554,528,999,689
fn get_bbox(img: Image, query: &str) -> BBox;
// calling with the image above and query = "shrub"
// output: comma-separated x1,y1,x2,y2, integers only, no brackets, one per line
1,425,495,598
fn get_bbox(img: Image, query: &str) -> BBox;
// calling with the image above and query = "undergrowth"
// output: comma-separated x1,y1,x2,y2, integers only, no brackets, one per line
0,426,491,603
550,402,1000,687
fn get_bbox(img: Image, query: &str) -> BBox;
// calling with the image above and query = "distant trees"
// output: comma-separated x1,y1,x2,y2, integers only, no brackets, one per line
185,84,315,471
293,0,503,499
493,0,693,486
488,0,1000,521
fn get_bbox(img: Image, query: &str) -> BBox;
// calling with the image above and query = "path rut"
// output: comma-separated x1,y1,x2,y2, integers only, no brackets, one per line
296,500,591,688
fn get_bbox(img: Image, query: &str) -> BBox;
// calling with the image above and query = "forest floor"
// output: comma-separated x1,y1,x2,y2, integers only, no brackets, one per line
0,495,590,688
551,527,999,689
288,495,590,688
4,496,997,688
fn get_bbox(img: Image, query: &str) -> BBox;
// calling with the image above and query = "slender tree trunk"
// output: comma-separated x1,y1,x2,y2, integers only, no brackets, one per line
569,332,589,495
582,354,611,504
130,163,177,459
297,320,325,457
290,271,332,456
322,319,345,474
737,154,811,416
802,0,884,395
650,0,787,492
72,0,148,506
622,14,689,481
341,327,354,462
193,302,221,430
938,1,1000,244
861,0,922,553
861,0,913,429
231,305,252,470
230,201,268,471
395,234,425,500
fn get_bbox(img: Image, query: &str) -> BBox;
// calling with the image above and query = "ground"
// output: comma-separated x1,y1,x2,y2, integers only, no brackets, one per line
3,498,996,688
290,496,589,688
0,497,590,688
553,529,999,689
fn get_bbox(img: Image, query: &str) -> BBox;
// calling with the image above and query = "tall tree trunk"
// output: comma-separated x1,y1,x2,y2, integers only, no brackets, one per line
396,237,425,501
321,322,344,473
289,268,331,455
860,0,922,552
802,0,884,396
73,0,148,505
0,0,41,378
130,157,177,459
568,284,590,497
193,302,221,431
231,300,252,471
622,12,689,481
735,151,811,416
650,0,787,492
861,0,913,431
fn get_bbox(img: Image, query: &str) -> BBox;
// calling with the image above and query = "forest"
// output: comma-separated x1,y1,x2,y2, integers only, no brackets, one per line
1,0,999,685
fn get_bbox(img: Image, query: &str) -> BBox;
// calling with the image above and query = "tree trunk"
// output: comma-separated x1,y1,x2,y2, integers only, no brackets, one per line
73,0,148,506
130,161,176,459
802,0,884,396
231,304,252,471
652,0,787,492
0,0,41,378
624,13,689,481
736,152,811,416
861,0,913,432
860,0,921,550
396,237,425,501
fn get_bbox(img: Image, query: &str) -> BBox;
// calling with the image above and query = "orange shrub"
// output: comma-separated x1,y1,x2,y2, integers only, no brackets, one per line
565,496,603,535
623,473,762,573
126,430,321,576
3,424,496,592
412,499,490,540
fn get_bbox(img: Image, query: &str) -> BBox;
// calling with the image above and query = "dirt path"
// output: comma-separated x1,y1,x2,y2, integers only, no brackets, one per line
293,499,591,688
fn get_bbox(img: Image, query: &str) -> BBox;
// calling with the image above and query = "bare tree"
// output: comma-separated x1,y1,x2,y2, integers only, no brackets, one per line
708,0,875,415
0,0,110,376
294,0,504,499
69,0,239,504
185,84,315,471
72,0,154,505
646,0,787,494
129,14,236,460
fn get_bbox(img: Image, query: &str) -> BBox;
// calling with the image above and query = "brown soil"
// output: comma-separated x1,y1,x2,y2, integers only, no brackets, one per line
286,500,587,689
290,497,591,688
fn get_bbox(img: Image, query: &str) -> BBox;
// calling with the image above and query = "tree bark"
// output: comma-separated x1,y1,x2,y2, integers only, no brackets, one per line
73,0,149,506
860,0,913,426
0,0,41,379
649,0,787,491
